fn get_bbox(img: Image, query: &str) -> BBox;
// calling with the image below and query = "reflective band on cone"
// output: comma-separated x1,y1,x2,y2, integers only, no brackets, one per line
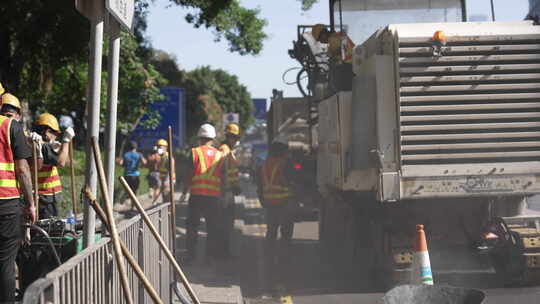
411,224,433,285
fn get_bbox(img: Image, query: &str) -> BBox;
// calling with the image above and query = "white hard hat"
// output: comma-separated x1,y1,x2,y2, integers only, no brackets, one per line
197,123,216,139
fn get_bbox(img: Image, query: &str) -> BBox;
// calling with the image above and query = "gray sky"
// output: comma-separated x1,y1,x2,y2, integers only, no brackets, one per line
147,0,530,100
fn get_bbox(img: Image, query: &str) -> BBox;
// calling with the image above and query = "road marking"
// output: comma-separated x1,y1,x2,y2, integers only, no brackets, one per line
281,296,293,304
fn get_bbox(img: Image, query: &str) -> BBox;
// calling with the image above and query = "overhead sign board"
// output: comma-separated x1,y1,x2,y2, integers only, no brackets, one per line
75,0,93,20
252,98,267,120
223,113,240,125
131,88,186,150
106,0,135,31
337,0,461,11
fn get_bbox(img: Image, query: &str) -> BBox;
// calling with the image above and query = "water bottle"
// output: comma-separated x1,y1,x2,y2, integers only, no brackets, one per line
66,210,76,231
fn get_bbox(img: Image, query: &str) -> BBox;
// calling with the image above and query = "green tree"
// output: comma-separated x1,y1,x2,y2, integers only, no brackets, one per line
184,66,253,136
298,0,319,10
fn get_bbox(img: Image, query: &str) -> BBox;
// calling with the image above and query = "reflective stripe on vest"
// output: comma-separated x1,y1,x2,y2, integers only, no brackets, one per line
0,116,20,199
191,146,223,197
38,165,62,195
219,144,240,187
159,153,176,181
262,157,291,205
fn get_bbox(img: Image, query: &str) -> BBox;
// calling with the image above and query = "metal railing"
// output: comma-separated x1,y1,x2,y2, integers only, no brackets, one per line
23,203,172,304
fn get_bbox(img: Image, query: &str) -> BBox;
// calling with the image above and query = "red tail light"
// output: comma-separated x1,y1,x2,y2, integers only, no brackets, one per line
294,163,302,170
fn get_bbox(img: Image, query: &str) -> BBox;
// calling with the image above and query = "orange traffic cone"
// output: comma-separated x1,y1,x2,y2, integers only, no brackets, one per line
411,224,433,285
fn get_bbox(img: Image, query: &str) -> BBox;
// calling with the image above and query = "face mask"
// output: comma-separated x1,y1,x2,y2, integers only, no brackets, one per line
157,148,164,155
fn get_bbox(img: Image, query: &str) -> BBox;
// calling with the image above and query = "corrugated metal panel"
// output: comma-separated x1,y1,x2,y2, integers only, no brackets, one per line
399,31,540,165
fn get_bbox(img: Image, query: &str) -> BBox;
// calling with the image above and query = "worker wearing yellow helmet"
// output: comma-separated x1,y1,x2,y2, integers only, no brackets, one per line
146,138,175,203
218,123,242,258
0,93,22,121
31,113,76,219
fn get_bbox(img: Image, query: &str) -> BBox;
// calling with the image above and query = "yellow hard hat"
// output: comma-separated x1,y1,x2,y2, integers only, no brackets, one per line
0,82,4,95
312,24,326,41
36,113,60,132
156,139,168,147
225,123,240,136
1,93,21,111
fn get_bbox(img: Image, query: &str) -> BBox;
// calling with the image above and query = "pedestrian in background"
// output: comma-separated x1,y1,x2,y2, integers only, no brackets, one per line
117,141,146,209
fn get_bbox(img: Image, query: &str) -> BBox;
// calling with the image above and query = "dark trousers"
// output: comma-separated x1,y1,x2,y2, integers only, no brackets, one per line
123,175,140,206
186,195,223,259
0,208,21,302
39,194,61,219
223,200,235,256
265,203,295,244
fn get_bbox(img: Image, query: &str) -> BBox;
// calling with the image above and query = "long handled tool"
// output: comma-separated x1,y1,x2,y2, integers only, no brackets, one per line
31,141,39,219
119,176,201,304
83,187,164,304
69,141,77,214
167,126,177,272
91,137,134,304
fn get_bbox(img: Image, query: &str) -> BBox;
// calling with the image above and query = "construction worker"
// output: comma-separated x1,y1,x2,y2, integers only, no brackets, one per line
184,123,225,262
0,110,36,302
0,93,22,121
260,138,296,262
312,23,355,90
218,123,242,258
146,141,164,201
30,113,75,219
156,138,175,202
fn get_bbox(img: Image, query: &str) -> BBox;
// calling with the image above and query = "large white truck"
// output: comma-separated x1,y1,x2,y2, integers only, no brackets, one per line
317,19,540,288
287,1,540,289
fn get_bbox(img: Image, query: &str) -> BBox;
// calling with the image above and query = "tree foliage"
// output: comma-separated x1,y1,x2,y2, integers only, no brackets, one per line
298,0,319,11
0,0,261,144
137,0,268,56
150,52,253,140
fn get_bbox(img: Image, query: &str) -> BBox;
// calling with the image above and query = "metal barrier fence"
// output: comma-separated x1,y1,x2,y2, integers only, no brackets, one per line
23,203,172,304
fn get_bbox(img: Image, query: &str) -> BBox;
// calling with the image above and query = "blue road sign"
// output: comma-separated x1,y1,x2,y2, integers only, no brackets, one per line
252,98,267,120
131,87,186,151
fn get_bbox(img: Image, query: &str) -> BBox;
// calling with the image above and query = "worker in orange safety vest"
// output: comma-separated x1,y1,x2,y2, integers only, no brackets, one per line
260,138,297,263
218,123,242,258
30,113,75,219
0,92,36,301
184,123,225,262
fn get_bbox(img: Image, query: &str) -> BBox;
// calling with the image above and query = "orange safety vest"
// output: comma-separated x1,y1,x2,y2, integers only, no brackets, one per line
191,145,223,197
219,143,239,186
261,156,291,205
0,116,20,199
38,164,62,195
159,152,176,182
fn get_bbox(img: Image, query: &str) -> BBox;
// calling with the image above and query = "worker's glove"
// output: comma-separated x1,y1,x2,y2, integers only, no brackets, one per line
50,140,62,153
28,132,43,159
29,132,43,144
62,127,75,143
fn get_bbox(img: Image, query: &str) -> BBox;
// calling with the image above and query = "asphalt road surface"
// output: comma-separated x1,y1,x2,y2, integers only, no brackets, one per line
189,180,540,304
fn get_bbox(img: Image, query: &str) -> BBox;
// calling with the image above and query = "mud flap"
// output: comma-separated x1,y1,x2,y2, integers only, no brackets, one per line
383,284,485,304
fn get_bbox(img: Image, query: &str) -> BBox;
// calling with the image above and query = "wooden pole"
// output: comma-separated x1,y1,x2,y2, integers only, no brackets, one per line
90,137,134,304
119,176,201,304
32,141,39,219
84,187,164,304
69,141,77,214
167,126,176,274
